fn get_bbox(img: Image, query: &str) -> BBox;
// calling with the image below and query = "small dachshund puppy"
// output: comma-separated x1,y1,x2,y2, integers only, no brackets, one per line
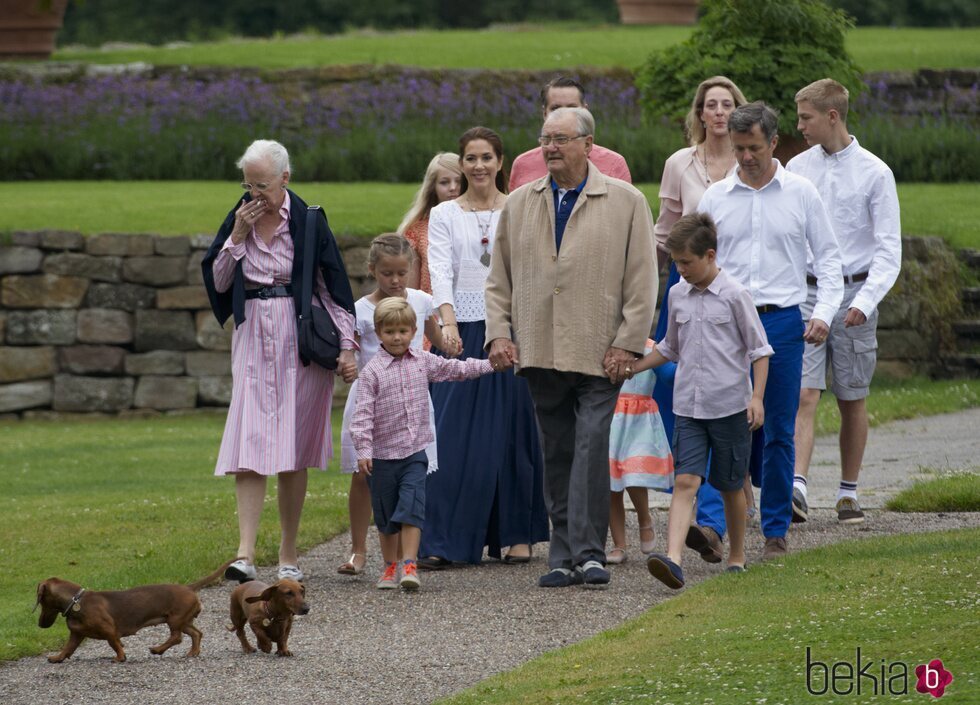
35,560,232,663
228,579,309,657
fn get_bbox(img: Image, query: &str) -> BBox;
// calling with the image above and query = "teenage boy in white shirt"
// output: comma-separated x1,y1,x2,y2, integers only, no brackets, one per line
788,79,902,525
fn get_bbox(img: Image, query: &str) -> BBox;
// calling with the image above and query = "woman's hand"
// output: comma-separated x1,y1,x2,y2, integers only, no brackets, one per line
338,350,358,383
357,458,372,476
231,198,266,244
441,323,462,357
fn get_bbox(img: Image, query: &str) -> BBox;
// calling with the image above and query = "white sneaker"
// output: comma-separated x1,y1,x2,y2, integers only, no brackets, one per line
277,565,305,582
225,559,257,583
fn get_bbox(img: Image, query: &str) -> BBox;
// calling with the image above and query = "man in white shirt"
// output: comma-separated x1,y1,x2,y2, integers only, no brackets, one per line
694,101,843,561
787,79,902,525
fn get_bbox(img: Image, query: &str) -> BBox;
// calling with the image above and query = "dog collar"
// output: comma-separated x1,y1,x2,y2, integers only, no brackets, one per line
63,588,85,617
261,603,284,627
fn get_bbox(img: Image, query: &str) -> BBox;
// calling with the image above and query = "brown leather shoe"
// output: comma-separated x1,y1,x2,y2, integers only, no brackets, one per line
762,536,788,561
685,524,723,564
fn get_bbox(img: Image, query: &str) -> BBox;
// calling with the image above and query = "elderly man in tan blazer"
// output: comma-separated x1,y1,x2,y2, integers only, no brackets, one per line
485,107,657,589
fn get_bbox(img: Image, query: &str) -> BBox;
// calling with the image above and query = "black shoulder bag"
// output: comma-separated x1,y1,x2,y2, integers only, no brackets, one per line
297,206,341,370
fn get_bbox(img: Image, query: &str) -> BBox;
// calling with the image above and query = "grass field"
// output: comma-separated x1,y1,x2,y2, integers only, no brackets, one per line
438,527,980,704
886,471,980,512
2,182,978,250
0,414,349,661
50,26,980,72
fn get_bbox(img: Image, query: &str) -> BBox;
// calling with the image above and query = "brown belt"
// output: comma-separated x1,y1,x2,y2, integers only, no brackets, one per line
806,271,869,287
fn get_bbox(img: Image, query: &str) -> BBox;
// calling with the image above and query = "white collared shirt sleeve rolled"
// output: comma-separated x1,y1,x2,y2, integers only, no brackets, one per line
851,168,902,317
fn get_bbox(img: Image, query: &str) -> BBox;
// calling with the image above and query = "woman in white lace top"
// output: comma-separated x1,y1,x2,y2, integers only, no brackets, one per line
419,127,549,569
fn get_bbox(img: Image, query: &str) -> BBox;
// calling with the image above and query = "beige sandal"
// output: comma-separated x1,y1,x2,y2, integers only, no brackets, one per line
337,552,367,575
607,546,628,565
639,524,656,554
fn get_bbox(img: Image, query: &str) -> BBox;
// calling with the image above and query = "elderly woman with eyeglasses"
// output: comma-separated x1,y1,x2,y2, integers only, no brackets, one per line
202,139,358,584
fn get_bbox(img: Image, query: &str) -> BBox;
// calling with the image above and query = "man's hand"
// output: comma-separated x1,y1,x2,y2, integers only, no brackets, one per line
489,338,519,371
843,307,867,328
357,458,372,475
747,398,765,431
603,347,636,385
338,350,358,383
803,319,830,345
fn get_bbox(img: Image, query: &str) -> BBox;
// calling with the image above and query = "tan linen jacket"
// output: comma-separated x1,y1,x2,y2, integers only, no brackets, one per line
485,161,658,378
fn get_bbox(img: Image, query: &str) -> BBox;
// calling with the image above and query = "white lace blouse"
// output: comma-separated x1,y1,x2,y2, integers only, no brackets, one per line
428,199,502,322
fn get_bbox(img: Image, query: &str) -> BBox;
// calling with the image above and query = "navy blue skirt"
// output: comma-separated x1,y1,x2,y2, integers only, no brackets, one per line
653,262,681,446
421,320,549,563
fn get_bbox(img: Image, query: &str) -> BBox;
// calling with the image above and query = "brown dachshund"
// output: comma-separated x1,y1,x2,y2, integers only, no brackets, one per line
35,560,232,663
228,579,309,657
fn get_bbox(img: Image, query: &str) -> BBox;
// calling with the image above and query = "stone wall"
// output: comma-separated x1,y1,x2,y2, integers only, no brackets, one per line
0,232,966,417
0,230,370,418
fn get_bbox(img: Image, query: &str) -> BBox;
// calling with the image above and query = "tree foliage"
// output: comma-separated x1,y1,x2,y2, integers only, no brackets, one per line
636,0,865,136
59,0,619,46
827,0,980,28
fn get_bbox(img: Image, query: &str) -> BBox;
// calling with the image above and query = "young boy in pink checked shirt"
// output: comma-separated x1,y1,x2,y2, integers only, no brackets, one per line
630,213,773,587
349,297,507,590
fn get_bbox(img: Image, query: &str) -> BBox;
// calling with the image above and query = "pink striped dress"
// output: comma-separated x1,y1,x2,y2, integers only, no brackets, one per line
211,192,355,476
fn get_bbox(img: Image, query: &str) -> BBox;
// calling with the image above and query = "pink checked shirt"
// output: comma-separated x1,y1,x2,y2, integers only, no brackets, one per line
350,348,493,460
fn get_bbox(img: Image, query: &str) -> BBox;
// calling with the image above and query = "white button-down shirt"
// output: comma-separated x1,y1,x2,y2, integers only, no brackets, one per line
698,161,844,326
787,137,902,317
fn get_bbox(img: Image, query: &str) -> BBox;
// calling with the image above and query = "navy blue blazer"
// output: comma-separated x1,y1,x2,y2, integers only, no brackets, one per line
202,189,355,328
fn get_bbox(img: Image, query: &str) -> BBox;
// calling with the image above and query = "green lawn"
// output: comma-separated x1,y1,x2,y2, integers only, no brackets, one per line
49,26,980,72
887,471,980,512
0,414,350,661
439,528,980,704
3,182,978,249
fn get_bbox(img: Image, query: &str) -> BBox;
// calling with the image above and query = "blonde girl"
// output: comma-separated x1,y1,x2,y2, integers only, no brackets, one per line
399,152,462,294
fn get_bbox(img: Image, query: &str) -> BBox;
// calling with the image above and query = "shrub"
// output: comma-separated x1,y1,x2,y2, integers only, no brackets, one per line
636,0,865,137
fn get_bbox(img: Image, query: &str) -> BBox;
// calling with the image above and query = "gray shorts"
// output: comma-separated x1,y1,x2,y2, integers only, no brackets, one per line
800,282,879,401
673,412,750,492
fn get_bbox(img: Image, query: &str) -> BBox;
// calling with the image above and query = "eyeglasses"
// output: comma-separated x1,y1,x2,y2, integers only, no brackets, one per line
240,181,274,192
538,134,587,147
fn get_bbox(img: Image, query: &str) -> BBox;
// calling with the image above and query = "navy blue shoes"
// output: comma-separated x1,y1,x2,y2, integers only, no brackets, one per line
538,568,585,588
646,553,685,589
538,560,611,588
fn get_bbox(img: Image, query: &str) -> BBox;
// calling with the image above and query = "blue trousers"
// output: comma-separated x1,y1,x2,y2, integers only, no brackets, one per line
695,306,804,539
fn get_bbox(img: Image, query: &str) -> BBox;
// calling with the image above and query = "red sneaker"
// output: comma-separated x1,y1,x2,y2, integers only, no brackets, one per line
376,561,398,590
399,560,420,591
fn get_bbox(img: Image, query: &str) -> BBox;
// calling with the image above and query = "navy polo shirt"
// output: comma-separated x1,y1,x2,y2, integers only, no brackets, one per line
551,175,588,252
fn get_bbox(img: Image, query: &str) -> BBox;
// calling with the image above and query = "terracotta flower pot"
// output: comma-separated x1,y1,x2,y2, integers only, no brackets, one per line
0,0,69,60
617,0,700,25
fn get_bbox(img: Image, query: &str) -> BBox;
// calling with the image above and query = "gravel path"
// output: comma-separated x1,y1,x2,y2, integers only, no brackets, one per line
4,410,979,705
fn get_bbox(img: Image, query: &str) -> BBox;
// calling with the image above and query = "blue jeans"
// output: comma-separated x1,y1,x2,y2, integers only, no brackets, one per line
695,306,804,539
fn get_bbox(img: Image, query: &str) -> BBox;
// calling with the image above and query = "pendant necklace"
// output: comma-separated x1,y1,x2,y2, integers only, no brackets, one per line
698,144,711,185
469,194,498,267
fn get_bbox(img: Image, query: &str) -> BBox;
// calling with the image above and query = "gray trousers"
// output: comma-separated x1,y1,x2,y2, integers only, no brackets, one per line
524,368,621,569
